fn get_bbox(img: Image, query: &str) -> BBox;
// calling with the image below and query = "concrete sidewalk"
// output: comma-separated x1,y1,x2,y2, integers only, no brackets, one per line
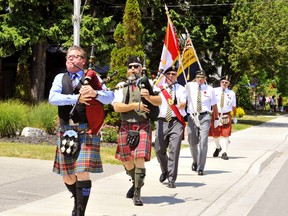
1,115,288,216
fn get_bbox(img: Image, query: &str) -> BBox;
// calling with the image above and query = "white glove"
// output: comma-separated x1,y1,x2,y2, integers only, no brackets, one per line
214,119,222,128
233,117,238,124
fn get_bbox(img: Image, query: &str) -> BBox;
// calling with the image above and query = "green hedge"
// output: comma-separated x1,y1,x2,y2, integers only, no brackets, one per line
0,100,58,137
0,100,29,137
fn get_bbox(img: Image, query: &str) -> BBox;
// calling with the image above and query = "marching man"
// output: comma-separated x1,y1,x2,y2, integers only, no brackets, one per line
209,75,237,160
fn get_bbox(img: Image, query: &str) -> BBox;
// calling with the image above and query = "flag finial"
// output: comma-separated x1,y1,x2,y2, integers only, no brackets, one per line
165,4,169,15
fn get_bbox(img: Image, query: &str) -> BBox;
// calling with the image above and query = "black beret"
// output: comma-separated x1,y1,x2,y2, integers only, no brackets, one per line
195,70,206,77
220,75,231,82
164,65,178,74
127,56,142,66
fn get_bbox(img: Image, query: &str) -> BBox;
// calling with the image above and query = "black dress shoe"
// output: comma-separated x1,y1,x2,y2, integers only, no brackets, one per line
198,170,204,176
221,152,229,160
126,185,134,198
213,147,222,157
159,172,167,183
168,182,176,188
191,162,197,171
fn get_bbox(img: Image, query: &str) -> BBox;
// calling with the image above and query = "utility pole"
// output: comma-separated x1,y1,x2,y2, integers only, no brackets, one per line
73,0,81,46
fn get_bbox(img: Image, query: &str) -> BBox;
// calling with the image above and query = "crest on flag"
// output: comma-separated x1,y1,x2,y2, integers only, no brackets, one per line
177,31,201,86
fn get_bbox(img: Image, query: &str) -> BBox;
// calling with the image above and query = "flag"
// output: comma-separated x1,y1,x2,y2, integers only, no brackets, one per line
155,9,180,87
177,34,201,86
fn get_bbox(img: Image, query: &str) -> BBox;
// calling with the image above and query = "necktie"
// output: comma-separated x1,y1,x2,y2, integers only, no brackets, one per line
220,90,225,108
71,74,78,89
165,88,173,122
197,85,202,113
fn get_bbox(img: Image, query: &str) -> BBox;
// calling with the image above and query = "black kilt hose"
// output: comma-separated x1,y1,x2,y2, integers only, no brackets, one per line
53,123,103,176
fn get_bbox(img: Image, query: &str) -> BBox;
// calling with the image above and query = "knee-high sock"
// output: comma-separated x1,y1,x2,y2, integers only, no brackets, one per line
222,137,229,153
134,168,145,189
133,168,146,206
214,137,221,149
125,166,135,182
76,180,92,216
65,182,77,214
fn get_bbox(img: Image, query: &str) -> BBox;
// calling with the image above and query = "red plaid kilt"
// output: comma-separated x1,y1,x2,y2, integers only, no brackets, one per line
53,123,103,176
115,120,152,162
209,115,232,137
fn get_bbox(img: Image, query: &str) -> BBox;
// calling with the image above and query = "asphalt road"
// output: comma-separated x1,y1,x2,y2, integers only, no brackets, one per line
248,157,288,216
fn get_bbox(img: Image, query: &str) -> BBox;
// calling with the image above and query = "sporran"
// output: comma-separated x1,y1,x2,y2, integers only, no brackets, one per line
220,115,230,125
126,130,140,150
60,130,80,156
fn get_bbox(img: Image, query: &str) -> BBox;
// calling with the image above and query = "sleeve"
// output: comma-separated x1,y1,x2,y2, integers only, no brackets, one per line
96,90,115,105
48,73,79,106
210,87,218,106
232,91,237,107
111,82,125,105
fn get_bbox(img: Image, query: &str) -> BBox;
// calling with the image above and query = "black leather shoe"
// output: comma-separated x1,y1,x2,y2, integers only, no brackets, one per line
168,182,176,188
191,162,197,171
213,147,222,157
159,172,167,183
126,185,134,198
221,152,229,160
198,170,204,176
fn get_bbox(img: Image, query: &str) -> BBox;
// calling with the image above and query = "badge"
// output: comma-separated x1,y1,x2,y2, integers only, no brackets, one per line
168,98,174,105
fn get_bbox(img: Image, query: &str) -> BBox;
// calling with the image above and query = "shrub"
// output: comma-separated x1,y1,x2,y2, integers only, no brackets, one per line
0,100,29,137
236,107,246,118
101,124,119,143
29,102,58,134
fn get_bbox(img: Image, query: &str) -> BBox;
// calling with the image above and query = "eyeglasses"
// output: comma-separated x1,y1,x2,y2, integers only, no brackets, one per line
66,54,84,60
128,65,140,69
166,72,177,76
221,81,229,84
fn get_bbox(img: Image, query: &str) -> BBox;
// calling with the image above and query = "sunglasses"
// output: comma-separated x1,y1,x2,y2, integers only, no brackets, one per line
128,65,140,69
166,72,177,76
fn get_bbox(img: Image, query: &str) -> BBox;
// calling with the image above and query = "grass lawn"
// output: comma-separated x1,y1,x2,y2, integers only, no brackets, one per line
0,111,280,164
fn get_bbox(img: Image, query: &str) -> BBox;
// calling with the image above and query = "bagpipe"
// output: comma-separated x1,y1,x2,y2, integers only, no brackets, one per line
136,54,160,122
69,45,116,135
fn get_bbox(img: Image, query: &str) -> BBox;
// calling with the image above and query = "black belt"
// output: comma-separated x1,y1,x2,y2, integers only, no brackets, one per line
189,111,209,116
157,117,178,122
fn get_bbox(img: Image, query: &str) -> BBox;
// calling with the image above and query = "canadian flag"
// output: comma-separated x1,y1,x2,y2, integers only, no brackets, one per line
156,12,180,87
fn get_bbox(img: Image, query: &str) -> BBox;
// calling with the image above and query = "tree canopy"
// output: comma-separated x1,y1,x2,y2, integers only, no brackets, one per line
0,0,287,103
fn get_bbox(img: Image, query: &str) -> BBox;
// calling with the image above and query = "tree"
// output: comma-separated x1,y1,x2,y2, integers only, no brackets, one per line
106,0,145,126
0,0,115,102
228,0,288,85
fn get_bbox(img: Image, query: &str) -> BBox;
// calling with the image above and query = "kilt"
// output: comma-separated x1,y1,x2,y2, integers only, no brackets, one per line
115,120,152,162
53,123,103,176
209,115,232,137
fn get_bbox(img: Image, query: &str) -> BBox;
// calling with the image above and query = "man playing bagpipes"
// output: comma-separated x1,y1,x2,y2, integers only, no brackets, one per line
112,56,161,206
49,45,114,216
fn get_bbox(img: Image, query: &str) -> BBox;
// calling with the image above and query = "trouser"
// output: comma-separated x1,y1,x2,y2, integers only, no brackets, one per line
187,113,211,171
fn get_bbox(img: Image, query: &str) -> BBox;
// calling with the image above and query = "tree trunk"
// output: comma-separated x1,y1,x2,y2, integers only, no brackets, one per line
31,39,48,102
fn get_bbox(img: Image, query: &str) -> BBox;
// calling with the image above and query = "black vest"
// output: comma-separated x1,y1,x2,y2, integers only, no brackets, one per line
58,73,87,126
